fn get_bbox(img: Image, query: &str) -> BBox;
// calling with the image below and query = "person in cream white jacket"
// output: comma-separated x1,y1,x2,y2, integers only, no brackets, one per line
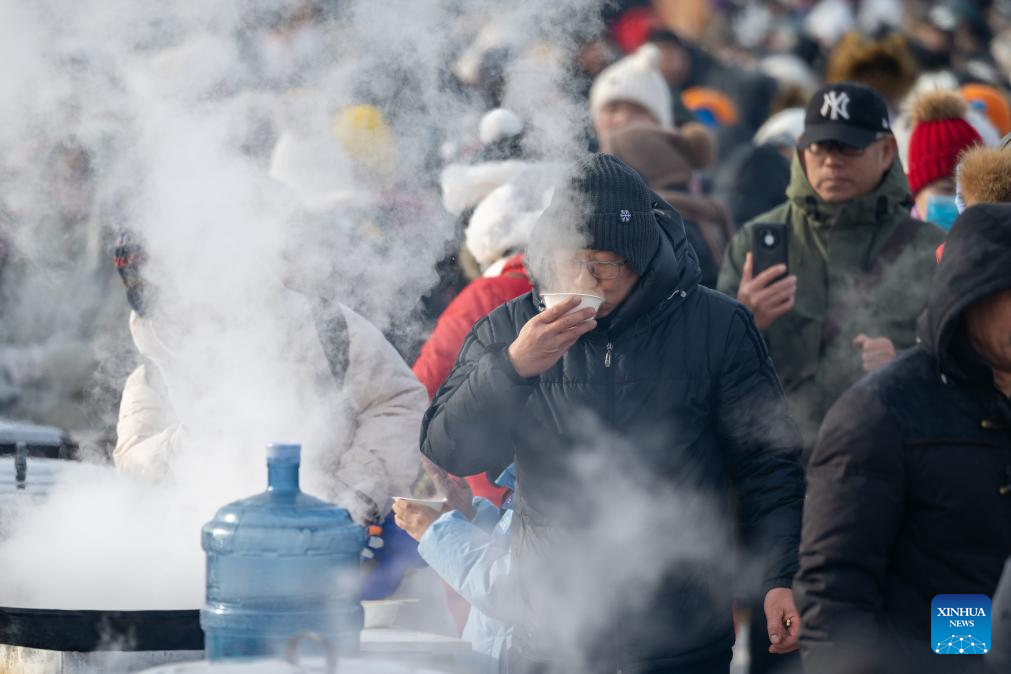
112,233,426,525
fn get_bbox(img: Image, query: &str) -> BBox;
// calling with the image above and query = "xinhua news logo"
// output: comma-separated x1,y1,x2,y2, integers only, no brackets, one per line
932,594,991,655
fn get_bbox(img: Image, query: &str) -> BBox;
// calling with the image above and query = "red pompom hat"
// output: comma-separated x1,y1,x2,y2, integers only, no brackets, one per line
906,91,983,196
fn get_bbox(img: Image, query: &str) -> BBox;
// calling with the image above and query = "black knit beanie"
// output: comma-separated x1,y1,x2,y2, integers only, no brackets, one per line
562,154,660,274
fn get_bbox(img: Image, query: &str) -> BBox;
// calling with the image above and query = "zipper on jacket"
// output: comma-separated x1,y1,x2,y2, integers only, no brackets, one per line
605,339,620,667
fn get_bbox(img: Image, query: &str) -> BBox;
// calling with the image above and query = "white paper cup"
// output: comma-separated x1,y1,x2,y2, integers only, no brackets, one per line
362,599,419,629
393,496,447,512
541,292,604,315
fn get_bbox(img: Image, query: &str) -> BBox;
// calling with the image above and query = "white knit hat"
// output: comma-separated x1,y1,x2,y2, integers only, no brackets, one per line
589,44,673,129
465,182,552,269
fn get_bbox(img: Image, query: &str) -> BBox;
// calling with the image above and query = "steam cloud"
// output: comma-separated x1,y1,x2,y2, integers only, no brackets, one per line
0,6,775,674
0,0,607,611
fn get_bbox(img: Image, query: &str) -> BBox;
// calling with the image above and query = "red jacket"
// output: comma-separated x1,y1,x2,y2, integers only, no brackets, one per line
412,254,530,504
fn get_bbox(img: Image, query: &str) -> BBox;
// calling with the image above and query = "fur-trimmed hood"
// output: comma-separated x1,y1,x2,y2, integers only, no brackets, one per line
958,145,1011,207
825,31,919,107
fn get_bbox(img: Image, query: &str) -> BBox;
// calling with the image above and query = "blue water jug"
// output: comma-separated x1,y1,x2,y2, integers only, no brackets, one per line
200,443,365,660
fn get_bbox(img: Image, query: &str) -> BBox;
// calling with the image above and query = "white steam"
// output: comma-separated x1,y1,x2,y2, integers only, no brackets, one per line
0,4,779,671
0,0,606,613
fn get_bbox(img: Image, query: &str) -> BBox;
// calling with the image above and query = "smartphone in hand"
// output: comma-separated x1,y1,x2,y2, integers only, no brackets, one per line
752,223,789,280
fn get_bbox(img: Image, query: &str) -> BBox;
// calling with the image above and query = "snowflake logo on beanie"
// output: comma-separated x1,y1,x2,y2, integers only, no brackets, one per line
619,209,632,222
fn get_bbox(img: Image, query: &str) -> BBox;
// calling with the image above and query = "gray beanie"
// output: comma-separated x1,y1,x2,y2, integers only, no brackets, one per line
540,154,660,275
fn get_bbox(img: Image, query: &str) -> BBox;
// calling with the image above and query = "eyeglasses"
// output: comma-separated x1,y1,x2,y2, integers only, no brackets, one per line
557,256,628,280
805,140,868,157
805,134,889,158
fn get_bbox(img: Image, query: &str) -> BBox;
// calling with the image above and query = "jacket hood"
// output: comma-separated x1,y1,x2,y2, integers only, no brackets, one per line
918,203,1011,382
786,153,913,233
602,123,714,192
609,195,702,330
785,153,918,270
603,123,728,229
957,144,1011,207
653,189,730,233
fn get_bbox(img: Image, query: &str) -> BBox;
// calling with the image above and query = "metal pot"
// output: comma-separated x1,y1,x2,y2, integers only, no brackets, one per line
0,606,203,674
0,605,202,652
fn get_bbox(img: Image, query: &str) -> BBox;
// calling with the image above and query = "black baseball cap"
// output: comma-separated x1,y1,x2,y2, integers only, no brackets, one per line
797,82,894,149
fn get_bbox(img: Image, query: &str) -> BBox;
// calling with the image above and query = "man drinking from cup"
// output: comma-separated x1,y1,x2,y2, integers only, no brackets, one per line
421,154,805,674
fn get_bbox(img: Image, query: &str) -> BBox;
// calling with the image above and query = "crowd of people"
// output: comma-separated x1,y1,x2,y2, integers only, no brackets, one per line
1,1,1010,673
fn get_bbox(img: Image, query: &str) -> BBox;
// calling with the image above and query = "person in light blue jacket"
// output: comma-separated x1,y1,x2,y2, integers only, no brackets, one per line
394,464,515,674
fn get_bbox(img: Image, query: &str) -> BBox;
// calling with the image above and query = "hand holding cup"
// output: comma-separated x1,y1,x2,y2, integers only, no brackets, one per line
507,296,597,378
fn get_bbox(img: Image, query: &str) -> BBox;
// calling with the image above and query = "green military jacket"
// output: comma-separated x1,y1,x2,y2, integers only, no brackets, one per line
717,155,946,452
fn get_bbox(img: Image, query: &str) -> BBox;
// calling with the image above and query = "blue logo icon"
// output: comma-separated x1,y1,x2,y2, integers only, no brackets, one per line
932,594,991,654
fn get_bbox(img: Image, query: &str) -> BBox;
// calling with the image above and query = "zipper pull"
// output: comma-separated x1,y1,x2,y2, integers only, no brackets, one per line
604,342,613,368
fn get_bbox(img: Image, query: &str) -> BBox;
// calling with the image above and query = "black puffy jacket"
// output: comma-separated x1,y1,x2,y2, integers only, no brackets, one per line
794,204,1011,674
421,204,804,673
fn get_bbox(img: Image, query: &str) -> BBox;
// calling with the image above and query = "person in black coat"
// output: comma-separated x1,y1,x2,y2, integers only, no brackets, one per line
420,155,804,674
991,556,1011,672
794,203,1011,674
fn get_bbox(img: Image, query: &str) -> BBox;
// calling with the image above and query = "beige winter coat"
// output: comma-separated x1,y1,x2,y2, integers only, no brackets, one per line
114,294,427,523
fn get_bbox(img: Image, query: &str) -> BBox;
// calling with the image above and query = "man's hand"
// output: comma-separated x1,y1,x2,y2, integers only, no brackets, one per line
392,499,442,542
765,587,800,654
507,297,597,378
853,334,896,373
421,456,475,520
737,252,797,330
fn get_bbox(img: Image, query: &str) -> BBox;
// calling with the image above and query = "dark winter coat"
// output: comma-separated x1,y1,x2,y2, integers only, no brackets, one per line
794,204,1011,674
421,202,804,673
990,557,1011,674
991,557,1011,673
718,155,946,452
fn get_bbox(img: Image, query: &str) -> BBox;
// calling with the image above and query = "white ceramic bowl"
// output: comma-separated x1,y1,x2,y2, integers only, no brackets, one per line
541,292,604,315
361,599,418,629
393,496,447,513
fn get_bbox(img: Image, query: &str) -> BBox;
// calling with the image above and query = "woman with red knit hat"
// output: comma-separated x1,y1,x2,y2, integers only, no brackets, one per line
905,90,983,230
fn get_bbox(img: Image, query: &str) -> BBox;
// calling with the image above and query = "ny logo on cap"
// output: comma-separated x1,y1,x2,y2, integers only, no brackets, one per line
820,91,851,121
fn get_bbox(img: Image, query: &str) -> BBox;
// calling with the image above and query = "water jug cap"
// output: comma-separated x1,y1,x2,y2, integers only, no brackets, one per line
266,442,301,463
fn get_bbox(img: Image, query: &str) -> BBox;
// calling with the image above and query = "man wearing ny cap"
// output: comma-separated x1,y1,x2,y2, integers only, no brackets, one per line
422,155,804,674
718,82,945,455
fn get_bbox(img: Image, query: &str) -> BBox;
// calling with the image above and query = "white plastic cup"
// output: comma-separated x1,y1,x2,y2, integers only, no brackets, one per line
541,292,604,316
393,496,447,512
